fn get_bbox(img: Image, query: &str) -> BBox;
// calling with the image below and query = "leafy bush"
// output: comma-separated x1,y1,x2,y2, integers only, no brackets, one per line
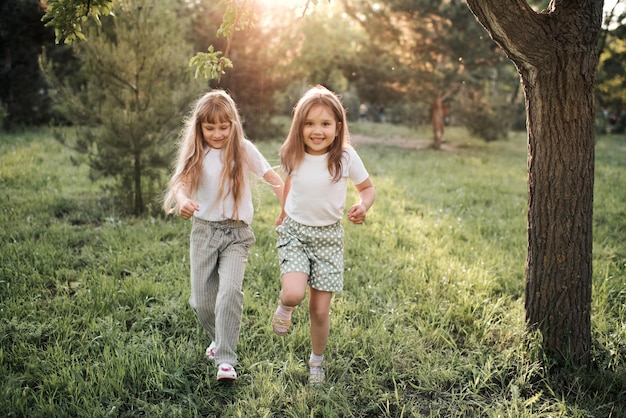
459,93,515,142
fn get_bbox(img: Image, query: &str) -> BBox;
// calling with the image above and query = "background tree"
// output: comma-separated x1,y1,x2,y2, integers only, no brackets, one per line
169,0,306,140
465,0,602,366
38,0,526,141
203,1,302,139
42,0,204,215
275,2,368,120
37,0,621,139
597,4,626,133
342,0,513,148
0,0,55,129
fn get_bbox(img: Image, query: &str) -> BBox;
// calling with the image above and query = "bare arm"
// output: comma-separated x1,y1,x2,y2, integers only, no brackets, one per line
263,169,285,204
275,175,291,226
175,179,199,220
347,177,375,224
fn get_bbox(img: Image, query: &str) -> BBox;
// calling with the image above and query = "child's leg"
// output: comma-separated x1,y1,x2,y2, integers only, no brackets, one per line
273,272,308,335
308,288,332,384
280,272,309,306
308,288,332,356
213,226,255,367
189,222,220,341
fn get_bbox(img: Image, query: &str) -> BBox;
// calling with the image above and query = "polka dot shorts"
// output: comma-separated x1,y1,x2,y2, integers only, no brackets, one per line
276,217,344,292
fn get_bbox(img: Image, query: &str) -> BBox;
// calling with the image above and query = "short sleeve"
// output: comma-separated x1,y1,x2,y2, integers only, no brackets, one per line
244,140,273,178
345,148,369,185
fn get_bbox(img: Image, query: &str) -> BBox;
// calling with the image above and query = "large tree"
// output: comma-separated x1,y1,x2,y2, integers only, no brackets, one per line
465,0,602,365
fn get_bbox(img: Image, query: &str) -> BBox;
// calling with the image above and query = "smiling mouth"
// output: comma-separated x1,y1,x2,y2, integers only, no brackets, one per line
209,138,225,148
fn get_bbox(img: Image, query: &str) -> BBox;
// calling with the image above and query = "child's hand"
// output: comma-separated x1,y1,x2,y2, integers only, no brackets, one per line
347,203,367,224
179,199,199,220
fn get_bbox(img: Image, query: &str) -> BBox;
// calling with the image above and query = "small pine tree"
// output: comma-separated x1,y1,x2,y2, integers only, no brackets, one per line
43,0,204,214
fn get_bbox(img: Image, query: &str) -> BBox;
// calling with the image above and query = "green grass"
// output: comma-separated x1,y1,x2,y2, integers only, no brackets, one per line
1,126,625,417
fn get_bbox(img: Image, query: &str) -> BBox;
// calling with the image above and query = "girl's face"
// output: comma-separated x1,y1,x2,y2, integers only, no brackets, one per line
302,104,340,155
201,120,231,149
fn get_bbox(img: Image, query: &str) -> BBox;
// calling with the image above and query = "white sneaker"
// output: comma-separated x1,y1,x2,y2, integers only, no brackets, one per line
205,342,216,360
217,363,237,381
308,361,325,385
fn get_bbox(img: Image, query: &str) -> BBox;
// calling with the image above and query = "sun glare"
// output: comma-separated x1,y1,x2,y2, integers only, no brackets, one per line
254,0,312,15
604,0,625,29
255,0,309,7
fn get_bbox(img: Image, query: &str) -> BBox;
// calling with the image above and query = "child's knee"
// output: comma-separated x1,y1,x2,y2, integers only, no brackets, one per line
309,305,330,322
280,272,308,306
281,289,305,307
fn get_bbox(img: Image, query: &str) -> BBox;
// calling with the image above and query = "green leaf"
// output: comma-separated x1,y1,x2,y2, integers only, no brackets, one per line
189,46,233,81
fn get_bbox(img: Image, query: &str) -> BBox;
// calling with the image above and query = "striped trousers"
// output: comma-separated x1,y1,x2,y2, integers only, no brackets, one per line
189,218,256,366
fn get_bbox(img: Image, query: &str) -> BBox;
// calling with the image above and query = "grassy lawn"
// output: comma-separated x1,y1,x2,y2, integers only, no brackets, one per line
1,125,625,417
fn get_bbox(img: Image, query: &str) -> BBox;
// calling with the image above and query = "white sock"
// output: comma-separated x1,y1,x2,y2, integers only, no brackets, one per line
273,303,294,333
309,352,324,366
275,303,294,320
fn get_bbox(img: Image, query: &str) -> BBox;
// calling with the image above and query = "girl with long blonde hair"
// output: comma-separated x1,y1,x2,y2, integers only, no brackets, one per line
164,90,283,382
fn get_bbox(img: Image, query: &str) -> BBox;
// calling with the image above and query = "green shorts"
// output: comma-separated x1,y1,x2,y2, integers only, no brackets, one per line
276,217,344,292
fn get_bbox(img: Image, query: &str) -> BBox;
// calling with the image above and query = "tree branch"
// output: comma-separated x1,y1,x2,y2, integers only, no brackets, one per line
464,0,549,67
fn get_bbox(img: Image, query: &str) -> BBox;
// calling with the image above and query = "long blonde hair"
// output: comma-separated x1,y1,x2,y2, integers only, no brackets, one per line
163,90,248,218
280,85,351,182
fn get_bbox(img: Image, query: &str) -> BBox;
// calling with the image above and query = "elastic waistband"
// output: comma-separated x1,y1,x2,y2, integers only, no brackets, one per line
283,216,340,229
193,218,248,228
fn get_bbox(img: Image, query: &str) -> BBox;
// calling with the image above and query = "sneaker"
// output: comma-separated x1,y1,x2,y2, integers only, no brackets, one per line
217,363,237,381
205,342,216,360
308,361,325,385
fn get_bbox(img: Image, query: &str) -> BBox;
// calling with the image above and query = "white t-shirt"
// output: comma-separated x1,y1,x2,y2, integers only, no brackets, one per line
194,140,272,225
285,148,369,226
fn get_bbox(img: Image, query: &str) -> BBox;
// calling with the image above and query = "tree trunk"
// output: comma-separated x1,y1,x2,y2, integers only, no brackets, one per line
524,53,594,365
464,0,602,365
134,150,143,215
432,95,445,150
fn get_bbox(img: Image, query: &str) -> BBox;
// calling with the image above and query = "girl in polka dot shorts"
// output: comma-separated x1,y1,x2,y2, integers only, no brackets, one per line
272,85,376,384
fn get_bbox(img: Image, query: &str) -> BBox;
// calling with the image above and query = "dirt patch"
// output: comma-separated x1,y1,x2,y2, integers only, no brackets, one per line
350,134,459,151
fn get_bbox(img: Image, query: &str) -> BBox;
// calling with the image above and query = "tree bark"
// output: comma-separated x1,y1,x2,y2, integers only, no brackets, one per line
464,0,602,365
432,94,445,150
134,150,143,215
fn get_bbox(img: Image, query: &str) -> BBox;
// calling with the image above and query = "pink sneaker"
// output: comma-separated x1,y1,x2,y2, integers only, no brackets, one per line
217,363,237,381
